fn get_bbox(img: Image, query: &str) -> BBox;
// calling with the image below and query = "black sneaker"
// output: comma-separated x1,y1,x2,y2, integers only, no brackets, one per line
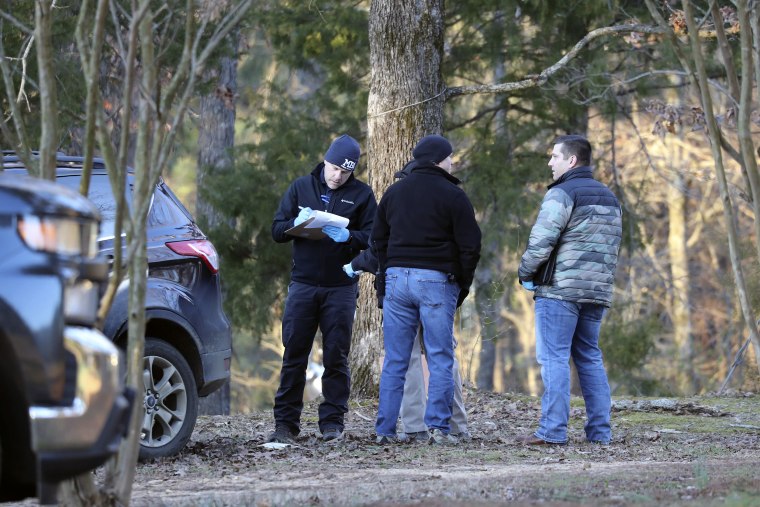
322,427,343,441
267,424,297,443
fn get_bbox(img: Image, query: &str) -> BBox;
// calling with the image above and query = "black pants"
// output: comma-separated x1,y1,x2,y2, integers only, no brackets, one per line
273,281,357,434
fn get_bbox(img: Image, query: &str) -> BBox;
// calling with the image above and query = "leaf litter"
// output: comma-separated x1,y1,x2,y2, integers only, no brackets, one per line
128,389,760,506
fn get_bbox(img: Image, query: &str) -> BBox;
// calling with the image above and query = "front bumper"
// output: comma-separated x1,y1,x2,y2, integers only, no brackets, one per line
29,326,133,483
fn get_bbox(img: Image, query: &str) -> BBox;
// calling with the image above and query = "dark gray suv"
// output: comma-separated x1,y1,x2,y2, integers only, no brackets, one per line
3,155,233,460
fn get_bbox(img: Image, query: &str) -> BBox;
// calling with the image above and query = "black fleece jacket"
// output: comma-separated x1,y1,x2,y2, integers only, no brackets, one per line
371,163,481,291
272,163,377,287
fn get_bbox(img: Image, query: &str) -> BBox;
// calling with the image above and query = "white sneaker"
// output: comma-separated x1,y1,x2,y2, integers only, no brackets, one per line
428,429,459,446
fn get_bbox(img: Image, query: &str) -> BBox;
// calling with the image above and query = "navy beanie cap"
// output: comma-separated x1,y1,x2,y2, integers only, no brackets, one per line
412,134,453,164
324,134,360,171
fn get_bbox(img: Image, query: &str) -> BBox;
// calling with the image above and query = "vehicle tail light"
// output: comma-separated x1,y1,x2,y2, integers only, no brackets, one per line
166,239,219,274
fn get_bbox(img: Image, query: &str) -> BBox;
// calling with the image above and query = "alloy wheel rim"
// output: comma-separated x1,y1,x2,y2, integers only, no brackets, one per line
140,355,187,447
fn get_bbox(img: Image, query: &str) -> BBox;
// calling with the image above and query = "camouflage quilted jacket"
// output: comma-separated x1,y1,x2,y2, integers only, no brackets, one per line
518,166,622,307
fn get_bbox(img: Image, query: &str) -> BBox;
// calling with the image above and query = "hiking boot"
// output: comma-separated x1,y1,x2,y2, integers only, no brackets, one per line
452,430,472,442
428,429,459,446
400,430,429,443
375,434,403,444
267,424,297,443
322,427,343,442
517,434,566,446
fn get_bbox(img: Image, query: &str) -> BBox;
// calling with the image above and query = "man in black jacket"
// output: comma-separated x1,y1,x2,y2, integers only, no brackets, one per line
270,134,377,443
372,134,481,445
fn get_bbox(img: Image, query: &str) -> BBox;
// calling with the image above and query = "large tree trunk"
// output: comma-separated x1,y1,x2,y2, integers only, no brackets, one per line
196,48,238,416
350,0,445,396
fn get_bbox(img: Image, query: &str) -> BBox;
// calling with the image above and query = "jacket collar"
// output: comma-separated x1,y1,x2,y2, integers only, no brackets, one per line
548,165,593,189
409,162,461,186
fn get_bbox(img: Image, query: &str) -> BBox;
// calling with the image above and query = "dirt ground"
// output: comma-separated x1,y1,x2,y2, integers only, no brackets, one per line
124,389,760,506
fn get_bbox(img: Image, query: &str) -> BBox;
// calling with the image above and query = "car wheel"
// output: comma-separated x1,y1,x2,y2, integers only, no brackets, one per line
0,386,35,501
139,338,198,460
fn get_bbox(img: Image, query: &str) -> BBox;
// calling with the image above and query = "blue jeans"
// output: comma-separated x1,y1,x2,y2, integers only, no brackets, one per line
375,268,459,437
534,297,611,444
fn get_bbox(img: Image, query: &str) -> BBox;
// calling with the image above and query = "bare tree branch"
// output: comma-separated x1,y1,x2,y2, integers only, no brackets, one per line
0,9,33,35
446,24,666,99
0,21,34,171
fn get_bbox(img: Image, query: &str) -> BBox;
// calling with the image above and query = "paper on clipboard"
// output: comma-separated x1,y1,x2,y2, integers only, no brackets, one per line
285,210,349,240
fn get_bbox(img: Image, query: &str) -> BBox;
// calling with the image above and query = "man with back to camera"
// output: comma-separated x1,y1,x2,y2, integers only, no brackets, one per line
518,134,622,446
372,134,481,445
344,161,471,443
269,134,377,443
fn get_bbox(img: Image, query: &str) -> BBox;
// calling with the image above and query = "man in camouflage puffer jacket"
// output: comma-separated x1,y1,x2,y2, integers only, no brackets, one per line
517,134,622,446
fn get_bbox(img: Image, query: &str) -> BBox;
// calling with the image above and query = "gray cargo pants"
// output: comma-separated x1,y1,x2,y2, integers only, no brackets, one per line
400,328,468,435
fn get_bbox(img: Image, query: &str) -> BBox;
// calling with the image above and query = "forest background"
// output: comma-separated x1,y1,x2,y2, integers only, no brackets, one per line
2,0,760,418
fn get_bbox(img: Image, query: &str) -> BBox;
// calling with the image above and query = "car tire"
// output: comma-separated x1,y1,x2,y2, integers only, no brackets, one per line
139,338,198,461
0,385,35,501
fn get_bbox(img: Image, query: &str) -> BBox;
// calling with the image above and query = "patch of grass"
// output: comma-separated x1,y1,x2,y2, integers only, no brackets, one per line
623,492,657,503
693,459,710,490
722,492,760,507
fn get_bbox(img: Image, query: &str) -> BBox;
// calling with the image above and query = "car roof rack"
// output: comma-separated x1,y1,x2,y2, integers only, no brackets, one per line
2,152,108,171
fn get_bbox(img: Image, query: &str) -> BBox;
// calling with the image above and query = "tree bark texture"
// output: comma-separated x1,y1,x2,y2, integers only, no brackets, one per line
35,0,58,180
196,49,238,415
197,51,237,231
350,0,445,396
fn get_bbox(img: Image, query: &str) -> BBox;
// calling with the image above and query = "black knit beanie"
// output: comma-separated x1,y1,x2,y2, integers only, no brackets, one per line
412,134,453,165
324,134,360,171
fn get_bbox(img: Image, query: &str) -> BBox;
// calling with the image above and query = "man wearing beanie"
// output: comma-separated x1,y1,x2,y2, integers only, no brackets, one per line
270,134,377,443
372,134,481,445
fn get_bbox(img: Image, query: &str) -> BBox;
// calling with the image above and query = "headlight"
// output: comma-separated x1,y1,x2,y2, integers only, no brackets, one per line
17,215,98,258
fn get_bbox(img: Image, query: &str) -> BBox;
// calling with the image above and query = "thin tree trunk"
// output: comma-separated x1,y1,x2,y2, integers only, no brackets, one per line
473,265,501,391
735,0,760,263
668,168,695,392
350,0,445,395
682,0,760,375
35,0,57,180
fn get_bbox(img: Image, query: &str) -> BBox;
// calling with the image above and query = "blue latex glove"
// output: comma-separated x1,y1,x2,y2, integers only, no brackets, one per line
522,280,536,292
294,207,313,226
342,263,363,278
323,225,350,243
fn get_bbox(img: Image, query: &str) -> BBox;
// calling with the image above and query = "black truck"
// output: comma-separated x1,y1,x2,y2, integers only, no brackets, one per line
0,173,132,503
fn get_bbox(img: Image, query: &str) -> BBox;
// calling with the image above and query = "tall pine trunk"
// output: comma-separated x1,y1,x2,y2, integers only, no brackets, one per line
196,49,238,416
350,0,445,395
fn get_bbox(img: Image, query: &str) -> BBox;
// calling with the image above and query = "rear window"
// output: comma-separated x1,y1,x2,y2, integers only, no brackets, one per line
56,173,192,238
147,186,193,228
56,174,122,240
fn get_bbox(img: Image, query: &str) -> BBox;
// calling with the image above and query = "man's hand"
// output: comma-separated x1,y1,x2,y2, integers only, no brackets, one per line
521,280,536,292
294,207,312,226
342,263,363,278
323,225,350,243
